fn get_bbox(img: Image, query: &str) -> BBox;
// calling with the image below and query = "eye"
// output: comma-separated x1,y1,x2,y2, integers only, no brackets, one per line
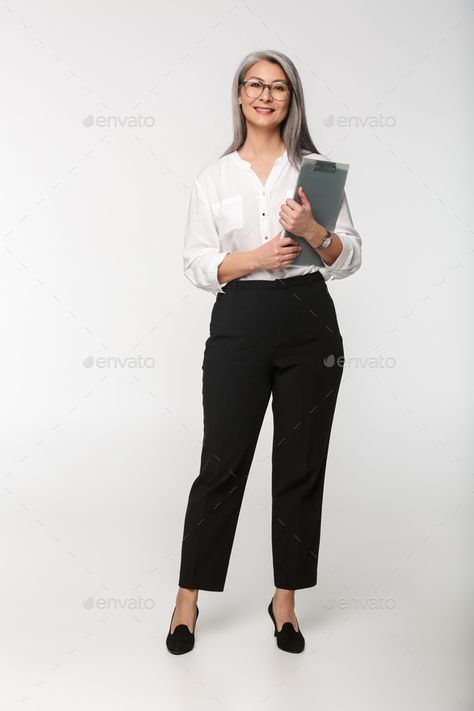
249,80,262,88
273,83,286,92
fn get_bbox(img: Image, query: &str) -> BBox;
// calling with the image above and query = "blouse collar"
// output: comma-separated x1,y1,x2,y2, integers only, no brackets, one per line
232,148,288,170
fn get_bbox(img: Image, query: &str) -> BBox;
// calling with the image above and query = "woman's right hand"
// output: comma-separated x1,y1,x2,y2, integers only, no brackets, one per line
251,231,302,271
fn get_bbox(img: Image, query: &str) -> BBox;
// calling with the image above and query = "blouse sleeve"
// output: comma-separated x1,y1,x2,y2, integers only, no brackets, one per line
319,191,362,280
183,176,230,295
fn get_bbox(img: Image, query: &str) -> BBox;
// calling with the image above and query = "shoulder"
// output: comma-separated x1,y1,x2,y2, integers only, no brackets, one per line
196,152,234,181
193,152,236,198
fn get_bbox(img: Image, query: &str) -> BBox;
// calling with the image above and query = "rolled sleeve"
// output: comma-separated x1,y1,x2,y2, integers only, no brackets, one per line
319,191,362,280
183,176,230,295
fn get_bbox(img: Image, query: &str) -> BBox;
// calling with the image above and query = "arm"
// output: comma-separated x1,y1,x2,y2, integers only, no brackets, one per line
305,191,362,280
183,176,232,295
183,175,259,293
216,251,258,285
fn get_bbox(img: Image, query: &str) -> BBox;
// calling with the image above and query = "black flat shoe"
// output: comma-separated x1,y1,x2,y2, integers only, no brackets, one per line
268,597,305,653
166,603,199,654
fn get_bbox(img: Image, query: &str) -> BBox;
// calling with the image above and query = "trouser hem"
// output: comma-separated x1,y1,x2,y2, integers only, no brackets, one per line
178,580,225,592
274,579,317,590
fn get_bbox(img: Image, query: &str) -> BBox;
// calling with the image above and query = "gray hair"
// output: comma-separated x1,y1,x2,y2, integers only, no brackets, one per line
220,49,321,170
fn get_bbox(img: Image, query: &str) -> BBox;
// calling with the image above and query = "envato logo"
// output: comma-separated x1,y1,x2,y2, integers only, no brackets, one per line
83,113,156,128
323,354,396,368
83,596,155,610
325,596,396,610
83,354,155,369
324,114,396,128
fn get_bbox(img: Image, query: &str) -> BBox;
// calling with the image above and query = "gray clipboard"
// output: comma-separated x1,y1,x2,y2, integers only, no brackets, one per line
281,157,349,266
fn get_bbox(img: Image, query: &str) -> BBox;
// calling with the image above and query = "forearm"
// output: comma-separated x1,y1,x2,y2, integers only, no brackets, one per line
305,222,343,267
217,250,258,285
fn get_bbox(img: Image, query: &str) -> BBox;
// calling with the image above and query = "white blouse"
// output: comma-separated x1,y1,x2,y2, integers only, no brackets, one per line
183,148,362,295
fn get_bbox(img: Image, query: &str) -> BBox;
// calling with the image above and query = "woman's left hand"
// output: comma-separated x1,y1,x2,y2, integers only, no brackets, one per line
279,185,324,242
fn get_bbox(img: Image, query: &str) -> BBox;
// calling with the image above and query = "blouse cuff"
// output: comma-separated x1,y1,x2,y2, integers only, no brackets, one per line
320,232,354,278
209,251,230,294
184,250,230,295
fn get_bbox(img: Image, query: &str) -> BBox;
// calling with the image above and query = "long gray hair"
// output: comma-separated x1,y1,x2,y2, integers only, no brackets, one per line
220,50,321,170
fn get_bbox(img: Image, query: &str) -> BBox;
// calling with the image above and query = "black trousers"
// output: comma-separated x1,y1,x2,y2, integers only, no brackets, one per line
178,270,345,591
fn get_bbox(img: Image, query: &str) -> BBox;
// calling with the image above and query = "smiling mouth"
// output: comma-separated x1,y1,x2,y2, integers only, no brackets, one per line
254,107,275,114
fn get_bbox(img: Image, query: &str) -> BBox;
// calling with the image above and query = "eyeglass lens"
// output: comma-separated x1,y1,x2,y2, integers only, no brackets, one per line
243,80,289,100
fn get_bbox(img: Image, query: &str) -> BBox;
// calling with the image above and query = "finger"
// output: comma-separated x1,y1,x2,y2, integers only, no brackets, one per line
280,239,301,249
279,214,295,234
280,200,296,215
280,255,298,267
297,185,309,207
279,245,302,257
285,248,302,258
276,230,296,244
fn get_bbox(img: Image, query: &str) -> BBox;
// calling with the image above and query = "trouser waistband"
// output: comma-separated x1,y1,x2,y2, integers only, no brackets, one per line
222,270,325,292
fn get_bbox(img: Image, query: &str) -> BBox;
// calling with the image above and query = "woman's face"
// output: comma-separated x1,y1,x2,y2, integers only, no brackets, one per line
238,60,291,130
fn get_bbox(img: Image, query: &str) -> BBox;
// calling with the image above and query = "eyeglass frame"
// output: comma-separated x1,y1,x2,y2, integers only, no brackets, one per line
239,78,292,101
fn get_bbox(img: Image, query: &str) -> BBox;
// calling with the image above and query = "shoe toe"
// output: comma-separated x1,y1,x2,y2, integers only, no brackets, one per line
275,622,305,653
166,606,198,656
166,625,194,654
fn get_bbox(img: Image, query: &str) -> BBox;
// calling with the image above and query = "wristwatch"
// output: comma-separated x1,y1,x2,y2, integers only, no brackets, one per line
315,228,332,251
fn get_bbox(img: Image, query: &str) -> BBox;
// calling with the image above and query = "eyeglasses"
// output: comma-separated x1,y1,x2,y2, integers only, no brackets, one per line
240,79,291,101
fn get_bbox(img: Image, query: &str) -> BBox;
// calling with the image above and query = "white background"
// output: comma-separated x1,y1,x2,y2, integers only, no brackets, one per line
1,1,472,709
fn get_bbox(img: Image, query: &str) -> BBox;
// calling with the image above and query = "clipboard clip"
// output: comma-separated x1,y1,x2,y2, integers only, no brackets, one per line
312,160,337,173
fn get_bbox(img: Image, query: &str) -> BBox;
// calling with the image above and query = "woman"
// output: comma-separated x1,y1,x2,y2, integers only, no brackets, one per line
166,49,362,655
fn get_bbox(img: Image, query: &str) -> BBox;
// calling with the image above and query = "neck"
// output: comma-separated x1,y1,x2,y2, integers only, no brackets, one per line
238,129,285,161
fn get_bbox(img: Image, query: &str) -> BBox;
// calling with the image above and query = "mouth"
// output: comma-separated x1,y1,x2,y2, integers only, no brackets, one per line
254,106,275,114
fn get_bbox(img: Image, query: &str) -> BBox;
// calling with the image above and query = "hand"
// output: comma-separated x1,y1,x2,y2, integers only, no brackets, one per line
252,230,302,271
279,186,326,244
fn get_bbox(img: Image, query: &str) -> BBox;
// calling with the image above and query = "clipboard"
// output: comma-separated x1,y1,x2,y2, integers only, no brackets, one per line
281,157,350,266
